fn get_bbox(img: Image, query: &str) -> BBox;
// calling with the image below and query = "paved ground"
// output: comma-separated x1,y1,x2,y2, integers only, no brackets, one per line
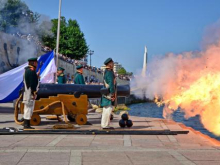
0,103,220,165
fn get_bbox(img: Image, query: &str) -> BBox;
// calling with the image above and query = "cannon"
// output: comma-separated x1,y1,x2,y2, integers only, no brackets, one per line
14,84,130,126
37,84,130,99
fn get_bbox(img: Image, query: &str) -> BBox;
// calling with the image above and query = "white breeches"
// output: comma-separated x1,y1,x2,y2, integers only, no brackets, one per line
22,85,35,120
23,100,35,120
101,105,113,128
22,70,39,120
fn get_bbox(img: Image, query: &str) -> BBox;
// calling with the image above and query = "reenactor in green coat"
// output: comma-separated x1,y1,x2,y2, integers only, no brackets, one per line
23,57,39,129
74,65,85,84
57,67,66,84
101,58,116,129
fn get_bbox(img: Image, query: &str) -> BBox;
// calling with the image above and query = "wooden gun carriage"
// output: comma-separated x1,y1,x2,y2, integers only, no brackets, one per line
14,84,130,126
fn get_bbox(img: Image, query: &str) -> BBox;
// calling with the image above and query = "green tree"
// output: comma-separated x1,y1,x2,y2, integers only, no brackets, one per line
0,0,40,33
118,67,127,75
127,72,133,76
41,16,89,59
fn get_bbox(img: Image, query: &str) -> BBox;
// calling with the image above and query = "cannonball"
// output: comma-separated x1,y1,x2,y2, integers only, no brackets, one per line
119,119,126,128
121,113,129,121
126,120,133,128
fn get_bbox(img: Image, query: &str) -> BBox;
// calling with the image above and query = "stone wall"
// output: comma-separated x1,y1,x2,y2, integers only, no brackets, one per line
58,58,76,75
58,58,129,85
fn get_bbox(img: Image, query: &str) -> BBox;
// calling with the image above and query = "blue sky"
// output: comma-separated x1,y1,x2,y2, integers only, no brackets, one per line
23,0,220,72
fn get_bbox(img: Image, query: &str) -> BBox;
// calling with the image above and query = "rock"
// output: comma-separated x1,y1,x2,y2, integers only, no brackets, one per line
96,108,103,113
88,109,96,113
119,111,129,116
91,104,99,109
114,104,130,111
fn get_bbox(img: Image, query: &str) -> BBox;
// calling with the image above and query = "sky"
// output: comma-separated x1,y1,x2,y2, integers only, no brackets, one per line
23,0,220,73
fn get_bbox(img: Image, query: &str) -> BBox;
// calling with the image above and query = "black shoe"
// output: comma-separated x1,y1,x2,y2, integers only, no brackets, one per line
27,120,35,129
23,119,28,128
24,120,35,129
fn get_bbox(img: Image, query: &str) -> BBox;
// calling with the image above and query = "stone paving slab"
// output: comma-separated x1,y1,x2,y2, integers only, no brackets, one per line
0,151,25,165
21,152,70,162
179,151,220,161
1,103,220,165
17,162,69,165
193,161,220,165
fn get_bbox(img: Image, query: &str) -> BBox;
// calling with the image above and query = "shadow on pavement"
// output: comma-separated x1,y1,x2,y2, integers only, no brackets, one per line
0,120,15,124
0,107,14,114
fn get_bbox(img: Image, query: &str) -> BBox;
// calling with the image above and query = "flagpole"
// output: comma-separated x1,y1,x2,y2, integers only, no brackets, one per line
55,0,62,83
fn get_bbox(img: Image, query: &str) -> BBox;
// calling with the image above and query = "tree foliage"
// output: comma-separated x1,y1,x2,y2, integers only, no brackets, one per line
41,17,89,59
0,0,40,33
126,72,133,76
118,67,127,75
0,1,88,60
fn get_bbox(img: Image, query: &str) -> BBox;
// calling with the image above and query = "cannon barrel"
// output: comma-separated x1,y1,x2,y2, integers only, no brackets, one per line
37,84,130,99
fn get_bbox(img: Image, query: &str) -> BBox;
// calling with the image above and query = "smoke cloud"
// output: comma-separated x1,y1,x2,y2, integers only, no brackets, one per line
0,0,7,11
0,1,53,73
132,19,220,135
132,19,220,100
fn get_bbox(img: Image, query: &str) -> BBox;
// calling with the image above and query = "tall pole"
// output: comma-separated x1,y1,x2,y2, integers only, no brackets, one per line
55,0,62,82
90,54,91,67
88,50,94,83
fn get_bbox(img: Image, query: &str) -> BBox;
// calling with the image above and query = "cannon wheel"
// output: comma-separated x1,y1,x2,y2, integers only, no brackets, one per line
75,114,87,125
14,94,24,125
30,113,41,126
67,115,76,122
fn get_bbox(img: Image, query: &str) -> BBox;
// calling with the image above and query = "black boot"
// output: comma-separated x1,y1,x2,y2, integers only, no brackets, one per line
27,120,35,129
23,119,34,129
23,119,28,129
